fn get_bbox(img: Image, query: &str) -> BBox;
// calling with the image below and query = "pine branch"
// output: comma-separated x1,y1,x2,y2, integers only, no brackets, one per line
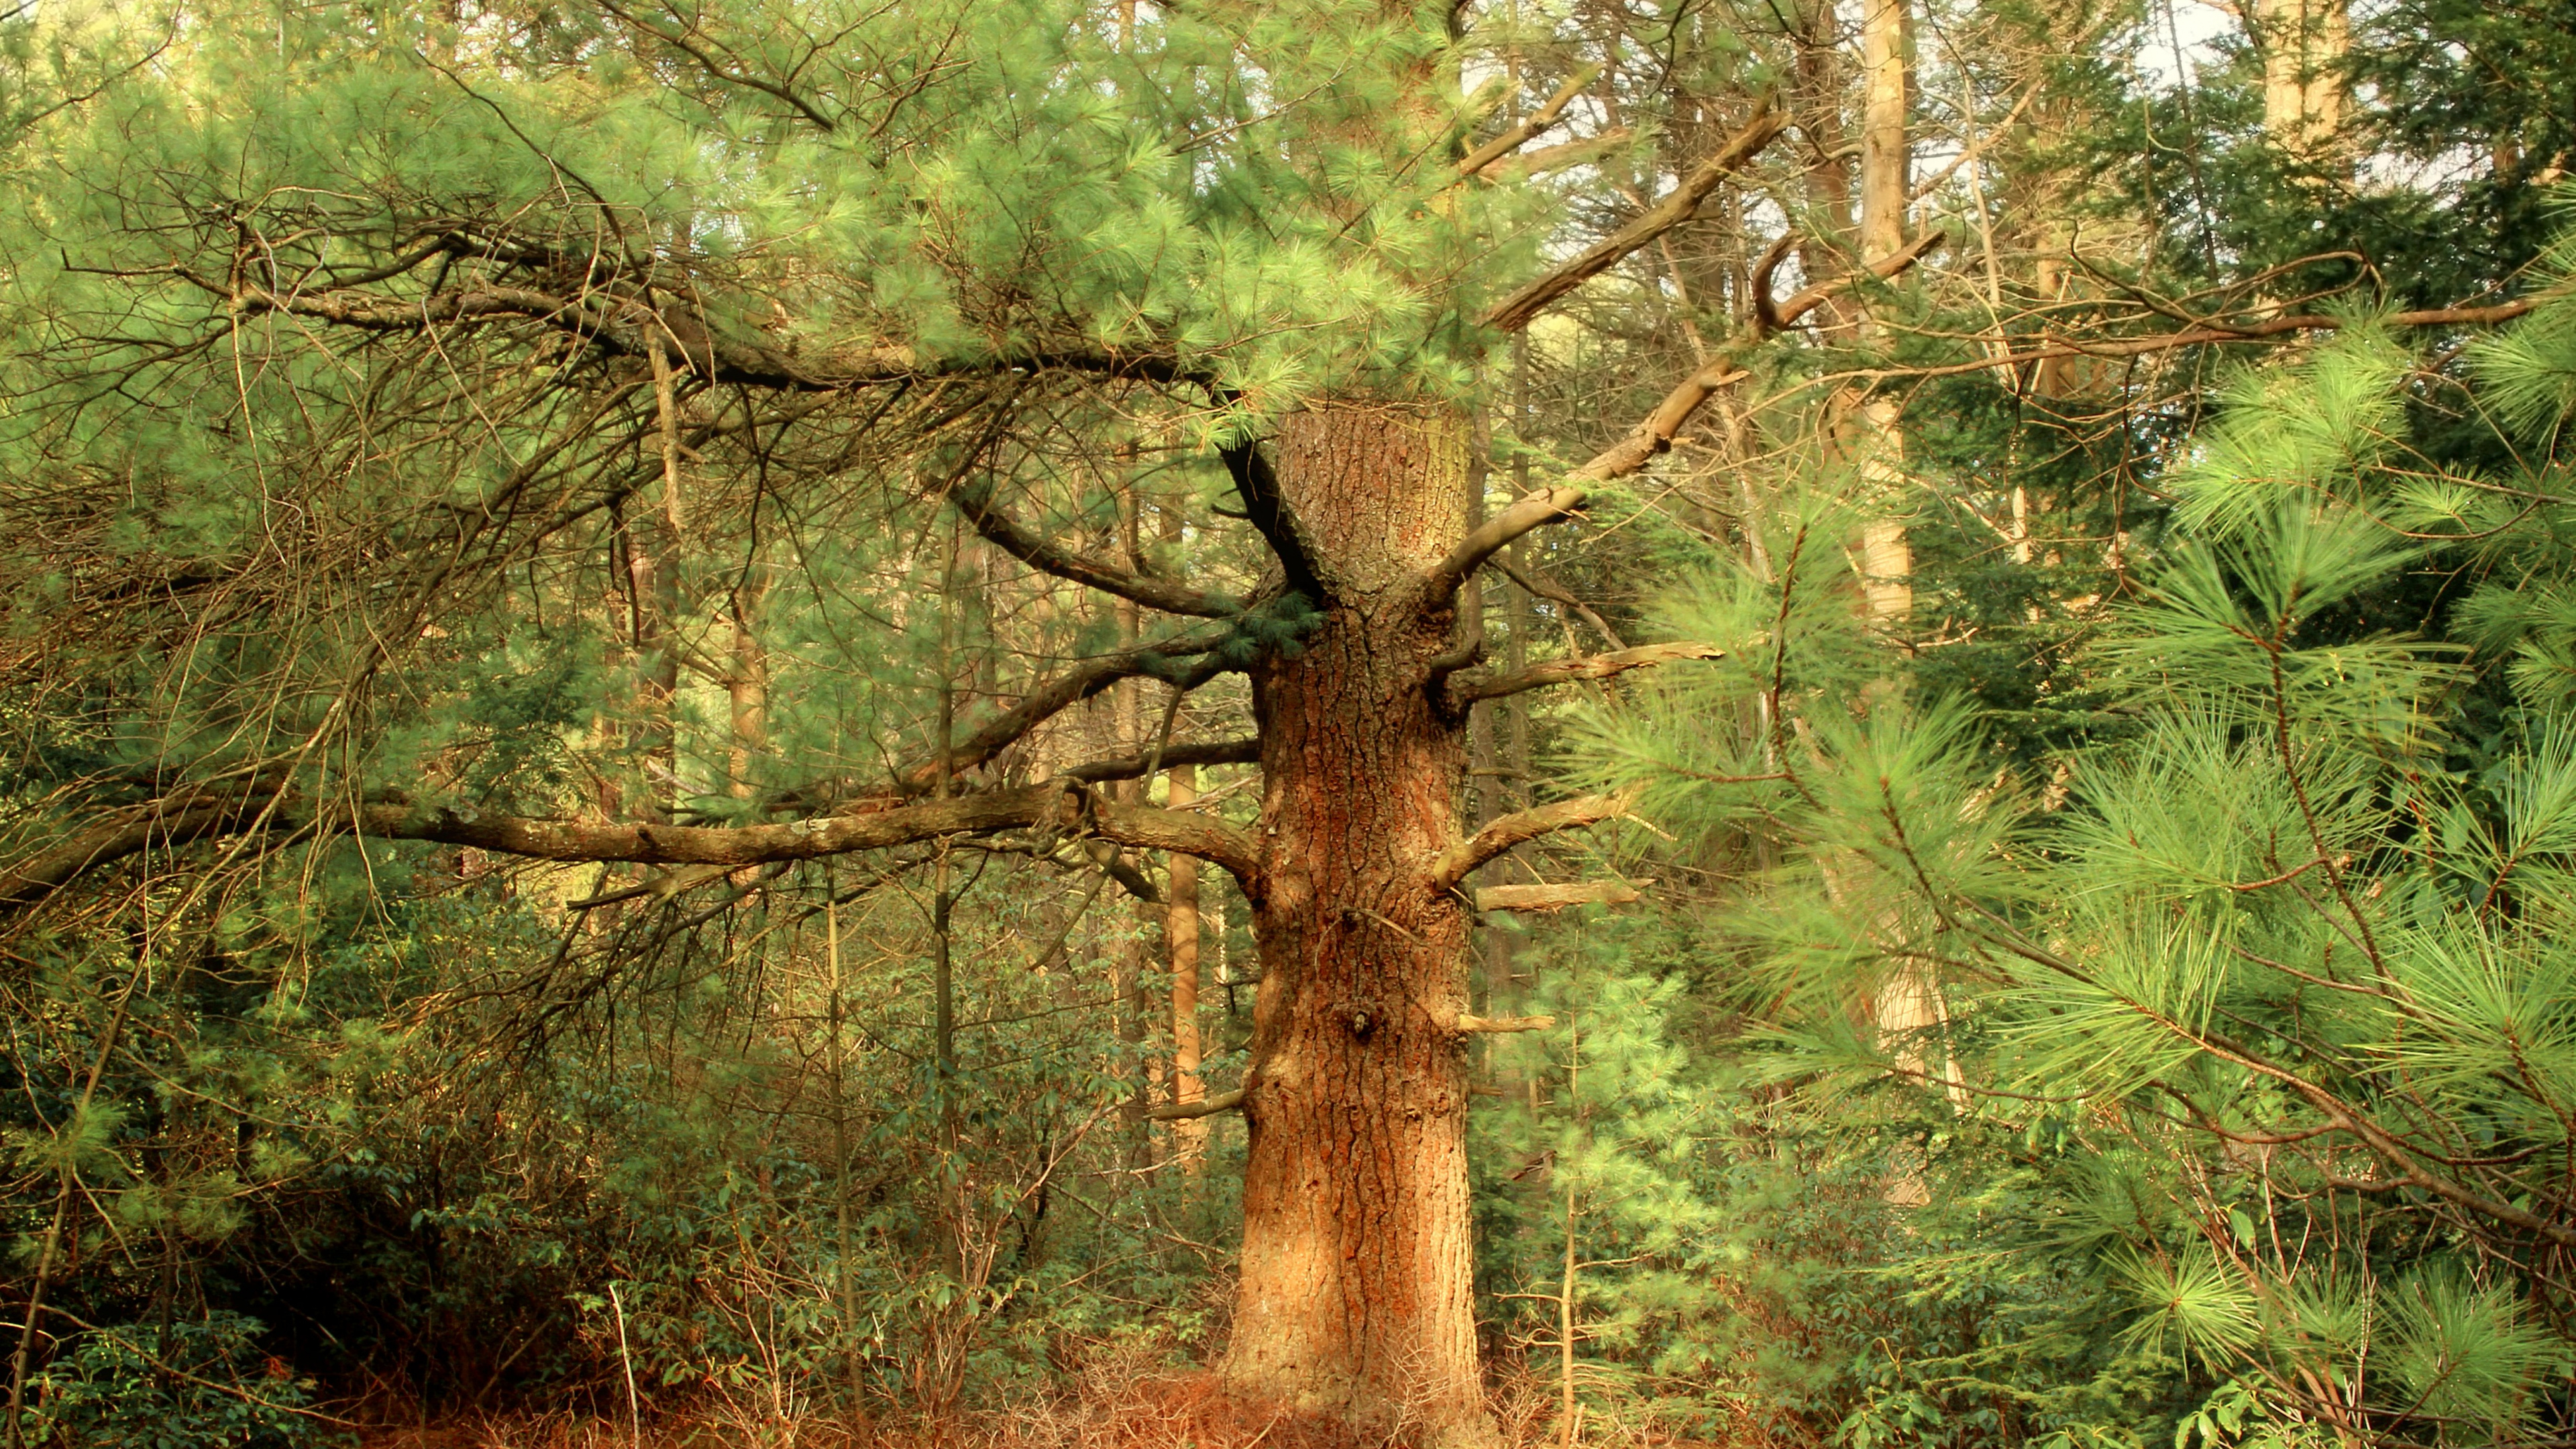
1481,100,1785,333
1450,643,1722,706
1,782,1265,915
1428,789,1639,892
215,278,1197,392
1062,737,1263,784
1454,67,1597,178
1474,880,1643,912
950,476,1239,617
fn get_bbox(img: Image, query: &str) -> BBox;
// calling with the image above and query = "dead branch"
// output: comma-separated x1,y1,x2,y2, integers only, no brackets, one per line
1451,642,1722,706
1481,101,1786,333
1456,67,1597,178
1475,879,1644,912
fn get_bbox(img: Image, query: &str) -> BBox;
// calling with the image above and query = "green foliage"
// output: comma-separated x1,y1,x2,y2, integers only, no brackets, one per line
1582,237,2576,1446
23,1312,343,1449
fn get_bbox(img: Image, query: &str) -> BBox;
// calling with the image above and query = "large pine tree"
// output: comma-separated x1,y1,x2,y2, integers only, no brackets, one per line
0,0,1808,1438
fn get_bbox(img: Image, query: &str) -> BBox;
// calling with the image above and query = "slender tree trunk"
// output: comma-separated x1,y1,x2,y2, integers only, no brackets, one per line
728,564,769,802
1168,763,1207,1169
1854,0,1913,628
1224,403,1491,1448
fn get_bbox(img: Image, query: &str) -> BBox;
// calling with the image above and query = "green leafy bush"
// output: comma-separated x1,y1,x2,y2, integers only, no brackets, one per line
23,1311,345,1449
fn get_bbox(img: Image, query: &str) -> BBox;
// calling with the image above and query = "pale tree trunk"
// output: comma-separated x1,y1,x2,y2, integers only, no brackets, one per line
1854,0,1913,629
1167,763,1207,1169
1224,403,1491,1448
1792,0,1856,335
2256,0,2347,158
1848,0,1964,1201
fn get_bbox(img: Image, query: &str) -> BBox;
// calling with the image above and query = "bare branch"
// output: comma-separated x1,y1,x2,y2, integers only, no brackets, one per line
1424,485,1590,602
1063,736,1262,785
1574,229,1947,483
1456,1013,1556,1032
222,281,1193,392
3,782,1265,916
1481,101,1785,333
1474,880,1644,912
1456,66,1597,178
1429,789,1639,893
1451,642,1721,706
1146,1087,1245,1120
951,476,1239,617
1491,556,1627,649
597,0,841,133
872,626,1240,798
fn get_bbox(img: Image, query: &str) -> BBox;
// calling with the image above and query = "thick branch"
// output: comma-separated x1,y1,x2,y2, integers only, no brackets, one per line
1424,485,1590,602
1088,794,1263,885
1481,102,1785,333
1218,437,1322,599
1474,880,1644,912
1451,642,1721,706
1429,789,1638,893
1456,1014,1557,1032
869,627,1239,799
949,477,1238,617
224,282,1191,392
1146,1087,1245,1121
0,802,242,909
1760,229,1946,339
3,782,1263,915
1063,737,1262,785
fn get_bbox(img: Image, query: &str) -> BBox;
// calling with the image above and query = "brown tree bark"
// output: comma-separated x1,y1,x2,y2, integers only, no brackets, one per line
1224,404,1491,1447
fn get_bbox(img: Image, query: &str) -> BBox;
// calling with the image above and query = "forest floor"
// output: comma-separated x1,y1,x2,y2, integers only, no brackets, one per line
352,1373,1393,1449
348,1365,1654,1449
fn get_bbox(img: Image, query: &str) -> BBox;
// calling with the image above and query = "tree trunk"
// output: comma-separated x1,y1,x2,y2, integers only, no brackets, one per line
1224,402,1492,1447
1854,0,1913,628
2257,0,2347,158
1168,763,1208,1169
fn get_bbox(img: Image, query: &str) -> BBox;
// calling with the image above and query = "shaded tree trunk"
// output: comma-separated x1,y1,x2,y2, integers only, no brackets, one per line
1224,404,1490,1447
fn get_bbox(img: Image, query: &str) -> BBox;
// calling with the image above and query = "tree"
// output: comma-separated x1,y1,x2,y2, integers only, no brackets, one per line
0,0,1824,1438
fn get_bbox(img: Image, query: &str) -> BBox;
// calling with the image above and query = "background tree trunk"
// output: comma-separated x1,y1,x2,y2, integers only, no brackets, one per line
1168,762,1206,1169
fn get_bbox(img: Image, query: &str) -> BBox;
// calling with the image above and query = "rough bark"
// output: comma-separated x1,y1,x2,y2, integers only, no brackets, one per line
1226,403,1493,1447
